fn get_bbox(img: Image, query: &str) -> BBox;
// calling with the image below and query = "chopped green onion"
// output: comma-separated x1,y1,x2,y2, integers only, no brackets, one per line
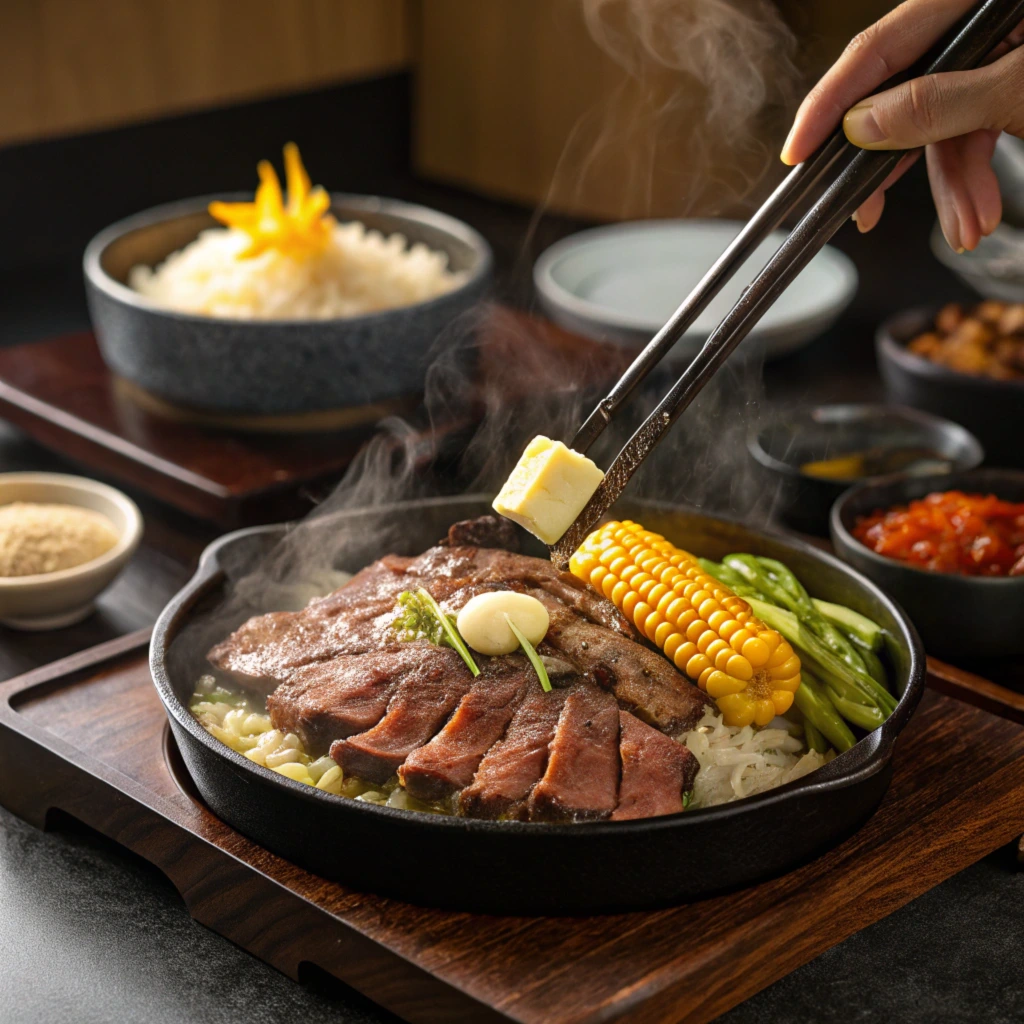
416,588,480,677
392,588,480,676
505,614,552,692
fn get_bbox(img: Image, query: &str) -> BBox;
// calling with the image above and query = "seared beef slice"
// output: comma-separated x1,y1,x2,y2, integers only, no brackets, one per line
458,688,568,819
529,685,620,821
266,646,427,754
208,557,414,686
442,515,520,551
611,711,697,821
330,646,474,784
208,532,633,688
398,663,535,801
536,593,711,734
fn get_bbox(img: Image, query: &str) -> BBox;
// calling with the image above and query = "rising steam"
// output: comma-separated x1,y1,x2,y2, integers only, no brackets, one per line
174,0,801,661
558,0,801,219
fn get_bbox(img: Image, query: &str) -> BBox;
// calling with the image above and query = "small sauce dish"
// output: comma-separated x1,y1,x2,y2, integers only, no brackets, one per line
0,473,142,630
749,404,984,536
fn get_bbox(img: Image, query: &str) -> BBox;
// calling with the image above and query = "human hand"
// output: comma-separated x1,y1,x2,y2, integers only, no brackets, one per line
781,0,1024,251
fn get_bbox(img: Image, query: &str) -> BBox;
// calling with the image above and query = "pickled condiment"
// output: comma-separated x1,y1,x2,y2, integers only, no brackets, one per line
800,447,953,482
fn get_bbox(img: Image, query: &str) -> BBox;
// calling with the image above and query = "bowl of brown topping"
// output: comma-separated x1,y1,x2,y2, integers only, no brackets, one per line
0,473,142,630
877,301,1024,468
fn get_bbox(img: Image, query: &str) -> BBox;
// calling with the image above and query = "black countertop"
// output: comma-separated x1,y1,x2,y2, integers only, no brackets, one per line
0,80,1021,1024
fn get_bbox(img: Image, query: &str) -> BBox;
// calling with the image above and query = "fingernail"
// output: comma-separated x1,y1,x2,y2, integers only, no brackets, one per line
780,124,798,165
851,211,858,224
956,246,966,254
843,103,887,147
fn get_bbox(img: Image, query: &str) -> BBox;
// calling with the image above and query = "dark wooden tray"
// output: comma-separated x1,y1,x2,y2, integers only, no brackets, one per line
0,309,624,528
3,633,1024,1024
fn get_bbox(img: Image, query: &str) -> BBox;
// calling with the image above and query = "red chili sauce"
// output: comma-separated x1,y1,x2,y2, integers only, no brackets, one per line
853,491,1024,577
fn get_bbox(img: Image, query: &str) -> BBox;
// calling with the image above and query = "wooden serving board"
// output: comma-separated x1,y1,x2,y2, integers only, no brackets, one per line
926,655,1024,724
0,309,626,528
3,634,1024,1024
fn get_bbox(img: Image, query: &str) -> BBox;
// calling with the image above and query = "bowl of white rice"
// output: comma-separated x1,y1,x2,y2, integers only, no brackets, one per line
84,193,492,416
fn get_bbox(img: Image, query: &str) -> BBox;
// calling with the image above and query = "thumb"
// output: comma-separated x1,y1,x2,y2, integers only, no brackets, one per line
843,51,1024,150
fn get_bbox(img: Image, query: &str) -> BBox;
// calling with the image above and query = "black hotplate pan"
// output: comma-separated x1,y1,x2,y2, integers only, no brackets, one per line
150,495,924,914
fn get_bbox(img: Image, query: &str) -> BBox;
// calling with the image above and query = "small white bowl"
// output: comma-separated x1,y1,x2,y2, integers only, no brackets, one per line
0,473,143,630
533,219,858,362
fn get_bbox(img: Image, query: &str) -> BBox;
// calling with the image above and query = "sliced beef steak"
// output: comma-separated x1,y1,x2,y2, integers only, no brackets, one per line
208,557,413,686
528,685,621,821
458,688,568,819
266,646,421,755
611,711,698,821
209,539,632,688
398,661,535,801
207,519,714,822
330,646,474,784
534,592,711,735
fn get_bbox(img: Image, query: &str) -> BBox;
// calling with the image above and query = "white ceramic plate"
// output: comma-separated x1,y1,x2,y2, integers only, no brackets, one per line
534,219,858,363
929,220,1024,303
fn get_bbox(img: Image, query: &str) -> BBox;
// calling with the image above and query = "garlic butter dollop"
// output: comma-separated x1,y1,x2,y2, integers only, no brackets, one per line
456,592,550,656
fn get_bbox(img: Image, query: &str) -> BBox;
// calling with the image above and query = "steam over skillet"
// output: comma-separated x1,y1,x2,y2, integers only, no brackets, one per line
151,496,924,914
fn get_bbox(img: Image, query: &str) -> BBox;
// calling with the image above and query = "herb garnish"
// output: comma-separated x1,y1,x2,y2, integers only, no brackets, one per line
392,589,480,677
505,614,552,693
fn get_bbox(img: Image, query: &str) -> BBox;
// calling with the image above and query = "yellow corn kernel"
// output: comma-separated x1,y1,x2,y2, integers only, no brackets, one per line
569,520,800,728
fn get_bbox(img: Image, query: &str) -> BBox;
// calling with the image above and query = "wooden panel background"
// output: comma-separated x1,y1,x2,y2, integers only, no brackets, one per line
1,0,900,214
414,0,897,221
0,0,411,146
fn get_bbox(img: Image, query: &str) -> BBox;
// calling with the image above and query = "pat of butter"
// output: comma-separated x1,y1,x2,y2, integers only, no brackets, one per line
492,436,605,545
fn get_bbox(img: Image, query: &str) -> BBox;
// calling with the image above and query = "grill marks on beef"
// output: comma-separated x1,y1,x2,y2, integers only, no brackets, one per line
208,518,710,821
534,592,711,735
529,685,621,821
612,711,698,821
209,543,634,691
398,662,535,802
207,558,413,686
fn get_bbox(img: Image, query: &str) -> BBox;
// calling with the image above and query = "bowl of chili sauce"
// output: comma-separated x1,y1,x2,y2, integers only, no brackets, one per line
831,470,1024,660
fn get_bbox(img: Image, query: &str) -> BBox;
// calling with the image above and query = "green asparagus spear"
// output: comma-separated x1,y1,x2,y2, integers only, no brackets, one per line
726,555,871,678
696,558,766,600
747,598,896,715
857,645,888,688
803,719,829,755
826,688,886,730
793,671,856,752
811,599,885,652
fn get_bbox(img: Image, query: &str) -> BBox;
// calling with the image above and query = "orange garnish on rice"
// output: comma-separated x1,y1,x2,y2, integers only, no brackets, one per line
209,143,334,260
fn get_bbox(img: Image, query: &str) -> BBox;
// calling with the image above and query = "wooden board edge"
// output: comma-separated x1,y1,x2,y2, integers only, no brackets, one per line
581,753,1024,1024
0,628,153,711
927,656,1024,725
0,381,232,497
0,678,512,1024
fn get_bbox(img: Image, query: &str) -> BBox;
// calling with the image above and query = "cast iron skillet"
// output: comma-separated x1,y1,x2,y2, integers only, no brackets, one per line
151,495,925,914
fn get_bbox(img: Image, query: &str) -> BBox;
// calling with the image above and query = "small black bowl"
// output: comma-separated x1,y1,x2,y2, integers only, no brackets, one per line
749,404,983,536
831,468,1024,660
877,307,1024,469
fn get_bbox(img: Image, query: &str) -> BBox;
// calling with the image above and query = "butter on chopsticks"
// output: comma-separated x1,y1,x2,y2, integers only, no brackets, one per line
492,436,605,545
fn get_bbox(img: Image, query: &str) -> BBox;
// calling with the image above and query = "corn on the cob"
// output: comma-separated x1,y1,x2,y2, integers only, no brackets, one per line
569,520,801,728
